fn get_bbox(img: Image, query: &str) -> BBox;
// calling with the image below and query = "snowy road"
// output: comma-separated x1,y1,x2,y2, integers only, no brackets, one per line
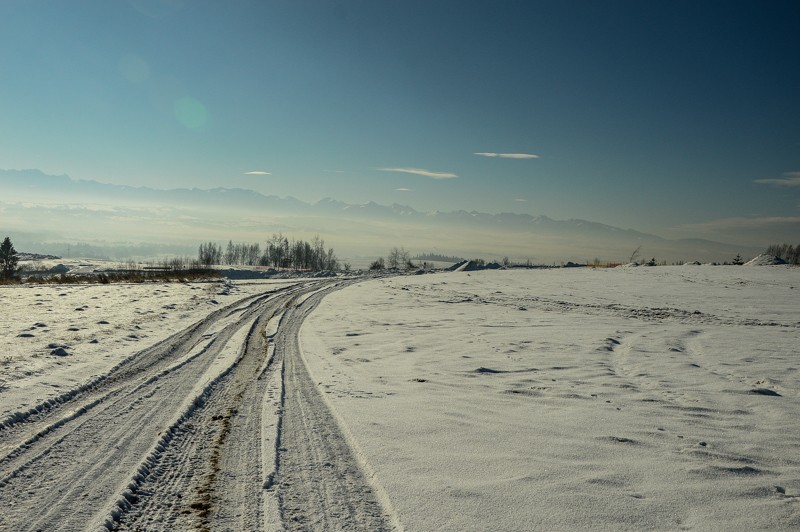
0,279,396,531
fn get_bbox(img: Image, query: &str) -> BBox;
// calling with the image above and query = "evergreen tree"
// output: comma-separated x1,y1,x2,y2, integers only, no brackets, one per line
0,237,19,279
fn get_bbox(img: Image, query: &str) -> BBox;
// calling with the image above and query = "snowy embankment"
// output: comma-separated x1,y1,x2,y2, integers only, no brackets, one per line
300,266,800,531
0,279,295,422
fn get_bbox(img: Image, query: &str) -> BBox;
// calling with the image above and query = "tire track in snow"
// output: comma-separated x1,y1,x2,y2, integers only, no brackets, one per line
115,301,283,531
0,290,270,474
273,284,401,531
112,284,322,530
439,290,800,329
0,283,309,531
0,279,399,531
0,286,291,440
118,279,399,531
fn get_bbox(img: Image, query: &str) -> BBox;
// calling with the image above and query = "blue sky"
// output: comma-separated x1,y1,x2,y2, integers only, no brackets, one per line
1,0,798,245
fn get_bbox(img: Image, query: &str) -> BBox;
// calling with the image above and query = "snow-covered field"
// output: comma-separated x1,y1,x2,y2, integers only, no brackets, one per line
0,266,798,530
301,266,800,530
0,279,295,422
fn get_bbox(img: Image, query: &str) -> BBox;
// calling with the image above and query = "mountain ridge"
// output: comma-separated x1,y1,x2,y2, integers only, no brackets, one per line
0,169,760,262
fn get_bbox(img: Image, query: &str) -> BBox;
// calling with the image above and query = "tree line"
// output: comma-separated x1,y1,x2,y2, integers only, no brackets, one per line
413,252,465,263
369,247,432,270
765,243,800,265
199,234,339,270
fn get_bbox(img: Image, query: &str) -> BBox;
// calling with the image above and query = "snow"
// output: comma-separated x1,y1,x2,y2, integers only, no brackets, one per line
300,266,800,530
745,254,787,266
0,278,296,422
1,265,798,529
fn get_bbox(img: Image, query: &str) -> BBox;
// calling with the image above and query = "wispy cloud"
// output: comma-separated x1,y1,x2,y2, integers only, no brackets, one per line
754,171,800,187
243,171,272,175
678,216,800,232
513,198,527,202
474,152,539,159
378,167,458,179
396,188,412,192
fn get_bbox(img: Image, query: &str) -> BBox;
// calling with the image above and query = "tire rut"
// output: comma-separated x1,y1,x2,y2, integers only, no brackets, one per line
0,284,308,531
0,279,398,532
114,281,337,531
274,284,398,532
0,286,292,447
116,307,278,531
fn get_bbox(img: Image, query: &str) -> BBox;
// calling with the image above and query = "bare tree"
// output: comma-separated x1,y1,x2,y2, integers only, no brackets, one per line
629,245,642,264
387,247,400,269
388,246,411,269
198,242,222,267
765,243,799,265
224,240,235,265
399,246,410,269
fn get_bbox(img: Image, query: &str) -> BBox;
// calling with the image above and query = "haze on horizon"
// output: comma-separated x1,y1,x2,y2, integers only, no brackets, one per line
1,1,798,260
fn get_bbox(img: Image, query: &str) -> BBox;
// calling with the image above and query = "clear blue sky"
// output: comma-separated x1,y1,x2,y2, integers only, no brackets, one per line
1,0,798,244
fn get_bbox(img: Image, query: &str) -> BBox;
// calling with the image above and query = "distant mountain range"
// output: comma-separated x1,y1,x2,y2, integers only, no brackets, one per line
1,169,762,263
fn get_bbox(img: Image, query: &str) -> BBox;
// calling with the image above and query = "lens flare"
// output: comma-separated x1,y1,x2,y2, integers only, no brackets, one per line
118,53,150,84
174,97,208,129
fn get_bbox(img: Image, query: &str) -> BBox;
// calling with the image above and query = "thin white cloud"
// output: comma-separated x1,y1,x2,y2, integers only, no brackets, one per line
754,171,800,187
396,188,412,192
678,216,800,232
378,167,458,179
243,171,272,175
474,152,540,159
513,198,528,202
